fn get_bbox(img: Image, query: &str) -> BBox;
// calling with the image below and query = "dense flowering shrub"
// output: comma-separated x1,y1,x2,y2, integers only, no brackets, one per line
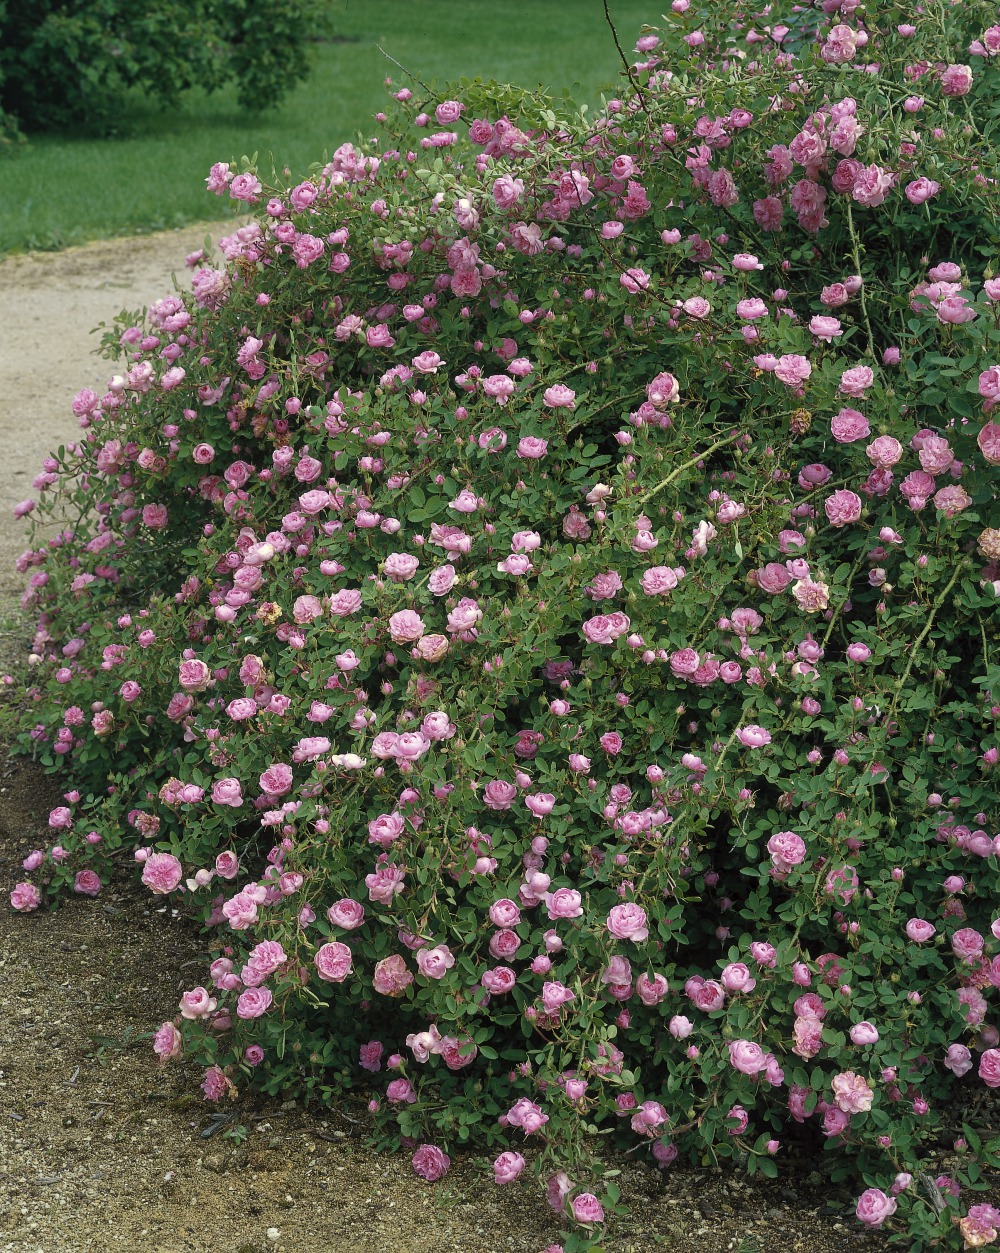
10,1,1000,1247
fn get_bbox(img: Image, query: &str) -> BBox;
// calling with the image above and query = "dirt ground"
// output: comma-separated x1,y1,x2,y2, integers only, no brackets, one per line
0,227,911,1252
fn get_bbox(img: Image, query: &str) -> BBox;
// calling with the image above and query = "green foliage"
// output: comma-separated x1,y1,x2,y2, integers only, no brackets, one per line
9,0,1000,1247
0,0,331,136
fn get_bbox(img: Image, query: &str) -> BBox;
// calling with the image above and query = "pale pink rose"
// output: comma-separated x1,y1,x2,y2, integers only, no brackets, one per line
905,177,940,205
389,609,425,643
483,779,517,810
689,978,726,1012
866,436,902,468
482,967,516,995
940,63,973,96
792,1014,823,1059
212,778,243,807
327,897,365,929
384,552,419,582
153,1021,183,1062
236,987,273,1019
852,164,896,208
641,566,683,595
839,365,874,396
493,1151,526,1184
543,385,576,409
293,594,324,624
10,881,41,912
721,963,756,993
329,588,363,616
945,1044,973,1077
906,918,936,942
977,421,1000,464
849,1021,879,1045
372,954,413,996
952,927,985,961
856,1189,896,1228
516,436,548,459
546,887,583,919
729,1040,768,1075
73,870,102,897
178,658,211,692
831,408,870,442
933,485,971,517
756,562,791,594
646,371,679,406
774,354,812,386
607,902,649,941
507,1098,549,1135
142,852,183,894
571,1194,605,1225
824,489,863,527
260,763,293,795
415,944,455,979
771,837,812,877
315,941,354,982
832,1070,874,1113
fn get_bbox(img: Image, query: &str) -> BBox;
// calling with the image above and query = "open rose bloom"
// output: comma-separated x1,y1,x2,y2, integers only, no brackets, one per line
10,2,1000,1243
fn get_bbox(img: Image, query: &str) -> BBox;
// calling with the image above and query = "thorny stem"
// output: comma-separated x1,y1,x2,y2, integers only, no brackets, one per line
602,0,651,116
375,43,435,98
633,431,743,506
885,559,968,724
845,201,877,360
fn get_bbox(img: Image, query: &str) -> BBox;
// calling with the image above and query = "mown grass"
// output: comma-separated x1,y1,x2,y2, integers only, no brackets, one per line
2,0,654,255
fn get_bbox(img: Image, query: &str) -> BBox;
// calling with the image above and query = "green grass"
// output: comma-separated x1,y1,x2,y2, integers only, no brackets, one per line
1,0,654,256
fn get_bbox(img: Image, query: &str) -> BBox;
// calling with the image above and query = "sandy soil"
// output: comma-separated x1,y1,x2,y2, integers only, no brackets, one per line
0,227,910,1252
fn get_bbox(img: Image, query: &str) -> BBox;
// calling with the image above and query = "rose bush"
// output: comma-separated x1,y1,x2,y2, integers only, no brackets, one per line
9,1,1000,1247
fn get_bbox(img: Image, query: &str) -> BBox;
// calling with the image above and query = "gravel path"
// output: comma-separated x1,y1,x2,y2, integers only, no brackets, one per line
0,229,894,1252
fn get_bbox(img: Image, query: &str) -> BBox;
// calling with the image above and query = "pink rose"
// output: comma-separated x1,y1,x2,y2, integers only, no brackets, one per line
327,898,365,929
153,1021,183,1062
178,658,211,692
977,421,1000,464
389,609,425,643
571,1194,605,1225
824,489,863,527
855,1188,897,1228
729,1040,768,1075
415,944,455,980
260,763,293,796
607,903,649,942
237,987,273,1019
832,1070,874,1113
905,918,936,942
10,881,41,912
212,778,243,807
493,1151,526,1184
372,954,413,996
73,870,102,897
483,779,517,810
831,408,870,442
412,1144,451,1181
142,852,183,894
774,354,812,387
315,941,353,982
506,1098,549,1135
546,888,583,919
940,63,973,96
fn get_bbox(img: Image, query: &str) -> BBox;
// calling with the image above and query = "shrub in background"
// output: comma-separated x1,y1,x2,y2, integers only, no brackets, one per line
9,1,1000,1247
0,0,331,135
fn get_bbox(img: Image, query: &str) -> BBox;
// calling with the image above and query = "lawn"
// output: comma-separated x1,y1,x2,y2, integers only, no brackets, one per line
1,0,654,255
